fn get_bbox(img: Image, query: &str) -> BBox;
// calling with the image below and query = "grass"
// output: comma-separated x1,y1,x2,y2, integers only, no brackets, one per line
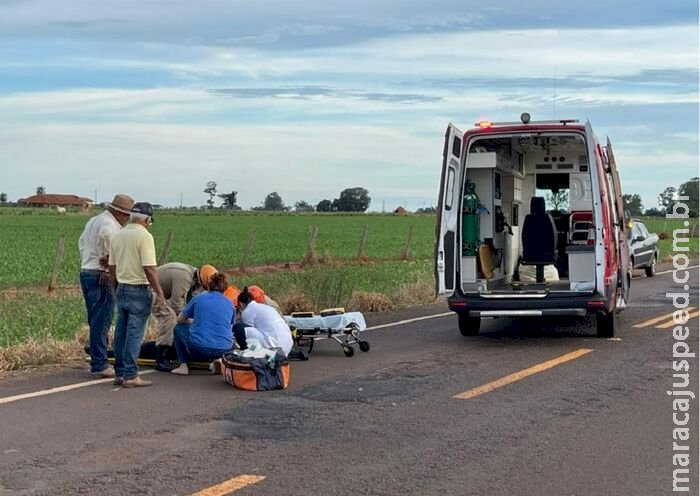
0,209,436,288
636,216,700,260
0,260,435,371
0,291,87,348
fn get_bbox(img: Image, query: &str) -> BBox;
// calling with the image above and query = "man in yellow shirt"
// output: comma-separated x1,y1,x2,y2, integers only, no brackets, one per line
108,202,166,388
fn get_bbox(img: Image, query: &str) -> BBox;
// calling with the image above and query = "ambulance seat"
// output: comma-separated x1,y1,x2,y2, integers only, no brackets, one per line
521,196,558,283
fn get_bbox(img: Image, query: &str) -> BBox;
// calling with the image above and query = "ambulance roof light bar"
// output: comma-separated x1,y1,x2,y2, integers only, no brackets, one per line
474,114,579,128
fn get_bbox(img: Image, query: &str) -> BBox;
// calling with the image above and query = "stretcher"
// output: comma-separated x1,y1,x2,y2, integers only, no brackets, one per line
284,310,369,357
106,357,211,370
84,344,212,370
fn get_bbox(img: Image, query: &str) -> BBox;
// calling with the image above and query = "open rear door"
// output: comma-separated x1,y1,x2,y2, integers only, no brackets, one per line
435,124,463,297
606,137,631,306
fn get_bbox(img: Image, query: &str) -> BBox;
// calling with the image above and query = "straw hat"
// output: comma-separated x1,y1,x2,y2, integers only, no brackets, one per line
107,194,135,214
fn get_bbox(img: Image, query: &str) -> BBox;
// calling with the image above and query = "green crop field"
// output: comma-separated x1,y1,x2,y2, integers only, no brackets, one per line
0,209,437,288
0,210,697,289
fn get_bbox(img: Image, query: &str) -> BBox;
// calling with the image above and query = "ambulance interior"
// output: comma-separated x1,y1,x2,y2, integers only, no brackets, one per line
459,133,596,294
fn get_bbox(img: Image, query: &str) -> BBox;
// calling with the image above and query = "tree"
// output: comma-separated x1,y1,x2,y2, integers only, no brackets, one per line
415,206,436,214
36,186,46,195
622,194,644,217
678,177,699,217
218,190,240,210
294,200,315,213
203,181,217,209
643,208,664,217
545,190,569,211
658,186,676,214
263,192,285,211
316,199,333,212
0,192,7,203
334,187,371,212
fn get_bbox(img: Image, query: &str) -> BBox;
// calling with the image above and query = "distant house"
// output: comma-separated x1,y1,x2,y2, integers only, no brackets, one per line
393,206,408,215
19,194,93,210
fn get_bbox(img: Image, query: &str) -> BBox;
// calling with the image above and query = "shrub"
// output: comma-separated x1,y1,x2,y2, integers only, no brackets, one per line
347,291,393,313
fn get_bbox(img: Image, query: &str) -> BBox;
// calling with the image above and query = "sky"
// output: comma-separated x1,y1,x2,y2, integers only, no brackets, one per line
0,0,698,212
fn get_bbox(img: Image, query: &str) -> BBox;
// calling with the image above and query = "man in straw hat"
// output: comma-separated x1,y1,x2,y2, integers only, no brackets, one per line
151,262,218,371
78,193,135,378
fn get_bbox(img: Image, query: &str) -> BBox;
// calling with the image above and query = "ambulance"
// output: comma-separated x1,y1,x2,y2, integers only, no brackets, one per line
435,113,630,337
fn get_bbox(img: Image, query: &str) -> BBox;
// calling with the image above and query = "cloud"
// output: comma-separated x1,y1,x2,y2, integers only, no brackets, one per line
209,86,441,103
48,18,129,29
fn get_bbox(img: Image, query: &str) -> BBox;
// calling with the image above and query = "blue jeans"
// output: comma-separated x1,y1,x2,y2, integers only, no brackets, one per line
80,270,115,373
173,324,230,364
114,284,152,380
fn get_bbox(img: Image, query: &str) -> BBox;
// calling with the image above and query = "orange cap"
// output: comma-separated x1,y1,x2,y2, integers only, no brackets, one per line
248,285,266,304
224,285,241,306
198,264,218,287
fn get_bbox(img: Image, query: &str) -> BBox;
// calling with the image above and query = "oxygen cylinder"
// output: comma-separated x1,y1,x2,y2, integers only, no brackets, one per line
462,181,480,256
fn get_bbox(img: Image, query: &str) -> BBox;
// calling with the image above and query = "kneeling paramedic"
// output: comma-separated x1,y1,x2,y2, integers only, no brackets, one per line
152,263,218,371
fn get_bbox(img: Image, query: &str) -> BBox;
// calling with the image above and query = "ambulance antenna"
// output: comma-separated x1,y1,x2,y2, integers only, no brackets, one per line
553,65,557,119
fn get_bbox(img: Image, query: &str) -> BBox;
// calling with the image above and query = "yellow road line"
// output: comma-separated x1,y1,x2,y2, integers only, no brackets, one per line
190,475,265,496
656,311,700,329
633,307,696,329
454,348,593,400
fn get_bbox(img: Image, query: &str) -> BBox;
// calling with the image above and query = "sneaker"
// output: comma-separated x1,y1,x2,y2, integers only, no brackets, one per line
171,364,189,376
113,377,125,386
92,367,116,379
122,376,152,388
209,359,223,375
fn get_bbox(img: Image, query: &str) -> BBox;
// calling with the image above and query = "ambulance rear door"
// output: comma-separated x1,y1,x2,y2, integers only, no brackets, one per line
606,137,631,305
435,124,463,297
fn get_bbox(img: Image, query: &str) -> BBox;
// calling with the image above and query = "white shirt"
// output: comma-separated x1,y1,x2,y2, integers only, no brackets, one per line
242,301,294,355
78,210,123,271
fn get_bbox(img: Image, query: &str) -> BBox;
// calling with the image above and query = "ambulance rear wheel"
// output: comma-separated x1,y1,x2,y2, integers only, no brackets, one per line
343,345,355,357
458,313,480,336
596,310,616,338
359,341,370,352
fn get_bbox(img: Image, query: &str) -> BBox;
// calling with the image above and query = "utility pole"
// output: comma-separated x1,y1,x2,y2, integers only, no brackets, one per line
180,192,183,209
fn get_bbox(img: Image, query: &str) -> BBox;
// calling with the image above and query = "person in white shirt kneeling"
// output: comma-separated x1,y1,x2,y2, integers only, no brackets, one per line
233,287,293,357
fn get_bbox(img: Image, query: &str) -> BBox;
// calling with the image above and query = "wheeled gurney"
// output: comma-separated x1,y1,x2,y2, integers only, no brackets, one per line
284,311,369,357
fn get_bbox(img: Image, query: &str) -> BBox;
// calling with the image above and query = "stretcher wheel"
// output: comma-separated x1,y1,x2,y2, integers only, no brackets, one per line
359,341,370,352
343,346,355,357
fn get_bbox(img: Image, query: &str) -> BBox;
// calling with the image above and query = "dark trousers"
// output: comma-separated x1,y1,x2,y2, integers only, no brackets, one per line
173,324,231,364
80,270,115,373
114,284,152,380
232,321,248,350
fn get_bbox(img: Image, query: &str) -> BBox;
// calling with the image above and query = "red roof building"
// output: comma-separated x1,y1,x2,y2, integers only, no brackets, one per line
19,194,93,208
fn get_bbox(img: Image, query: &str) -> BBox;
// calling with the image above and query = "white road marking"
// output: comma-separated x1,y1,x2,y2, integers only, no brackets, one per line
0,369,155,406
365,312,453,331
1,311,455,406
655,264,699,276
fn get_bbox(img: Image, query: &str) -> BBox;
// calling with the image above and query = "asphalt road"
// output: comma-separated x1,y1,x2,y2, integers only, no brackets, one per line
1,266,698,496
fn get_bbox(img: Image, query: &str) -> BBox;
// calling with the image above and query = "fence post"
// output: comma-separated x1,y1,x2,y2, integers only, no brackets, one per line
240,231,257,270
357,225,368,259
304,226,319,264
158,231,174,266
48,234,66,291
402,226,414,260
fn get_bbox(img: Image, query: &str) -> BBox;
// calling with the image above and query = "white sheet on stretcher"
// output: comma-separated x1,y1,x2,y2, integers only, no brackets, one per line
284,312,367,332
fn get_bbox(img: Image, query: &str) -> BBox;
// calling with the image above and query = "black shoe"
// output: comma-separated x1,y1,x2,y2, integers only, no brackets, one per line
155,345,173,372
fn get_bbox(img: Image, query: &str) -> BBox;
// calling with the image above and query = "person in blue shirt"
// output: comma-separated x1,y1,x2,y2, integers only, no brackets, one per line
170,272,234,375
